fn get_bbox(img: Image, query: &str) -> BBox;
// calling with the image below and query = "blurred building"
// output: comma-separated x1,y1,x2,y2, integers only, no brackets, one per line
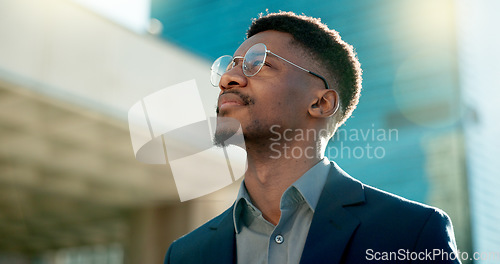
1,0,499,263
0,0,236,263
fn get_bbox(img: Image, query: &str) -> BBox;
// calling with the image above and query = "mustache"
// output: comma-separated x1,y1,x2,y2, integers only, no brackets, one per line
216,90,254,114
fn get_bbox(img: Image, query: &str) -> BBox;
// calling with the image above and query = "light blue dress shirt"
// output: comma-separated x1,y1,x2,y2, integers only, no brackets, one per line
233,158,331,264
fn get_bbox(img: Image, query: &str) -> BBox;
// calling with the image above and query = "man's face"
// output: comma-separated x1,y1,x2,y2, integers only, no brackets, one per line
215,30,326,144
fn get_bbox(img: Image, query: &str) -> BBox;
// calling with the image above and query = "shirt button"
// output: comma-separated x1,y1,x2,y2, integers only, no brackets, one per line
275,235,284,244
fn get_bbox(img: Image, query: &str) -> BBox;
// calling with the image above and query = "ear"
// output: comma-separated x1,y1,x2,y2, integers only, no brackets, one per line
308,89,339,118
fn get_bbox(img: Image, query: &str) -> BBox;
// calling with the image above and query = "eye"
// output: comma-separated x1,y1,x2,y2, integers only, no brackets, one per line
252,60,262,68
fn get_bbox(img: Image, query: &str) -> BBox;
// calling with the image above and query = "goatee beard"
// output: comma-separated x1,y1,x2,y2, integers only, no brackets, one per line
212,117,245,149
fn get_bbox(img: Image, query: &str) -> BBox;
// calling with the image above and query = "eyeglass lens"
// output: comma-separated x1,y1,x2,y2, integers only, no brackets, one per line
210,43,268,87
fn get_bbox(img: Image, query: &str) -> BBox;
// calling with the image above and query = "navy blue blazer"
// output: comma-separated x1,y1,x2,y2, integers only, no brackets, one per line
165,162,460,263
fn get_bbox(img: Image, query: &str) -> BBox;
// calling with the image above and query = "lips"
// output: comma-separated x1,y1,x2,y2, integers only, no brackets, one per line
217,93,247,111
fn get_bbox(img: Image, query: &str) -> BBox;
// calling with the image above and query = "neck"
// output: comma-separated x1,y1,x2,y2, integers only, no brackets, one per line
242,136,326,225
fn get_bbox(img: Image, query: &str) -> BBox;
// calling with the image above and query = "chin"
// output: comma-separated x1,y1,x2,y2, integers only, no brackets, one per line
213,117,245,148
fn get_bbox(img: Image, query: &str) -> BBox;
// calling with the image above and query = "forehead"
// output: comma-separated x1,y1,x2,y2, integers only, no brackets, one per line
234,30,300,57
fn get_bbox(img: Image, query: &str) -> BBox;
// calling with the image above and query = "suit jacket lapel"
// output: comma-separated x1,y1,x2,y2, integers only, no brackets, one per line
202,206,236,264
300,162,365,264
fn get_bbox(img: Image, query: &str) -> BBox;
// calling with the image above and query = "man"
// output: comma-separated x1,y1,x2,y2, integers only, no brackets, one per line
165,12,460,263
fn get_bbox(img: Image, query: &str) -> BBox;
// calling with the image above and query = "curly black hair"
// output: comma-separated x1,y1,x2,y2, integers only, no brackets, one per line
247,11,362,126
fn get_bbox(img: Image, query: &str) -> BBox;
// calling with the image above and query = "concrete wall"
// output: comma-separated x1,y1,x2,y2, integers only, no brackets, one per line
0,0,218,120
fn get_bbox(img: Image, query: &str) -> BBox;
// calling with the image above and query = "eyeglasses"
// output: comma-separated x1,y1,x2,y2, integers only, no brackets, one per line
210,43,330,90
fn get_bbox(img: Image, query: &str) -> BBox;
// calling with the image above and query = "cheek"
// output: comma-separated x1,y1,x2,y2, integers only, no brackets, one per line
258,95,305,125
249,74,311,118
281,80,313,112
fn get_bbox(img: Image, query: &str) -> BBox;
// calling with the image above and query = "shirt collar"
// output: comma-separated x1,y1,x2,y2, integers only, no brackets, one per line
291,157,330,212
232,157,331,233
233,183,255,234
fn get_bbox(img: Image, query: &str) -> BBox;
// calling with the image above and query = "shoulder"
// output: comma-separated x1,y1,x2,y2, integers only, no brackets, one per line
328,161,446,221
351,181,451,227
349,183,457,252
325,162,459,260
165,206,234,263
363,183,446,217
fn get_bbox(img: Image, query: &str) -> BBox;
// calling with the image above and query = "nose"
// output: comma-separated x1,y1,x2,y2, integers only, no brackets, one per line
219,63,248,92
